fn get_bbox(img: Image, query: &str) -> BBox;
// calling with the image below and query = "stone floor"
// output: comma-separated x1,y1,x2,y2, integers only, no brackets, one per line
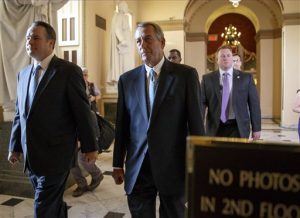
0,119,299,218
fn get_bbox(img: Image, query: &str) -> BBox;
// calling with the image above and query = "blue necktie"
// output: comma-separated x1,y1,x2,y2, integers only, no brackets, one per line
221,72,230,123
27,65,41,111
149,69,158,112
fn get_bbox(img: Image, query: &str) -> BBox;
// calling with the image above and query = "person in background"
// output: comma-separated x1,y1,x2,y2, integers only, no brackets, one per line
8,21,98,218
112,22,205,218
82,67,101,113
292,89,300,140
71,67,103,197
201,45,261,140
232,53,242,70
167,49,182,64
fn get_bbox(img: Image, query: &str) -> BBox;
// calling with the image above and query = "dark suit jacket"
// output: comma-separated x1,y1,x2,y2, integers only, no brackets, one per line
201,69,261,138
9,56,98,176
113,60,205,196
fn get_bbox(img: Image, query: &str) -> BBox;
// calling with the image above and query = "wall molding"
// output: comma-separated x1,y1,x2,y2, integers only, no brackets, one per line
255,28,282,40
283,13,300,26
185,32,207,42
140,19,184,31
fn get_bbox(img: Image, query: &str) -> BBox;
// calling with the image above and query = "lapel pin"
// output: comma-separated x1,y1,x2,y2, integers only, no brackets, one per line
237,76,240,79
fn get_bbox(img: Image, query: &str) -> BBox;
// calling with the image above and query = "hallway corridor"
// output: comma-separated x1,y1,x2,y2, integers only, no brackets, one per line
0,119,299,218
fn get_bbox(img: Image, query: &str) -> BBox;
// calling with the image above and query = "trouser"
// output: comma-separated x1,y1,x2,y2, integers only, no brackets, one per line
127,153,185,218
71,149,101,187
217,119,241,138
29,171,69,218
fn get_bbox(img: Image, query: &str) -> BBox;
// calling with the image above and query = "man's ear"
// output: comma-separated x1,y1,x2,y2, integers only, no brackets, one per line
49,39,55,49
161,38,166,49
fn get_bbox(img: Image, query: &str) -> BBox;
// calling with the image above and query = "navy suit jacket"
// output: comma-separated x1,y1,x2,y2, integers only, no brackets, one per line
201,69,261,138
9,56,98,176
113,60,205,195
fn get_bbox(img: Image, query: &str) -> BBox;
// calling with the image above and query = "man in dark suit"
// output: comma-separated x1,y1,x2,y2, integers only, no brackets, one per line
168,49,182,64
8,21,98,218
201,45,261,139
112,22,205,218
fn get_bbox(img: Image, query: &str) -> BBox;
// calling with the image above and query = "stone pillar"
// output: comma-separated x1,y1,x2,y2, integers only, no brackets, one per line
185,32,207,79
256,29,281,119
281,14,300,128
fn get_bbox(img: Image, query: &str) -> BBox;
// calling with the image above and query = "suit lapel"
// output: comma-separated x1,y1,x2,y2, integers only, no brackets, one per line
133,66,148,124
213,71,221,104
149,61,174,126
23,65,34,115
232,69,240,104
29,56,58,113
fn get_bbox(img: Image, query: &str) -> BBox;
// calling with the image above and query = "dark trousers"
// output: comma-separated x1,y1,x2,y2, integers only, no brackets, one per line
127,153,185,218
29,171,69,218
216,119,240,138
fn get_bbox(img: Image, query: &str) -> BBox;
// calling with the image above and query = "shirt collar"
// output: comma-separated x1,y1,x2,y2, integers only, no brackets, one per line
219,67,233,77
145,56,165,78
34,52,55,70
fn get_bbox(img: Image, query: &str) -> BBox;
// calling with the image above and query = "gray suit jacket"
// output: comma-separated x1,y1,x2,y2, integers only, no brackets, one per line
9,56,98,176
201,69,261,138
113,60,205,195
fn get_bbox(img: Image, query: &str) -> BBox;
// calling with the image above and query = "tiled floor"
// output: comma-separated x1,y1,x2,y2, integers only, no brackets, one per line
0,119,299,218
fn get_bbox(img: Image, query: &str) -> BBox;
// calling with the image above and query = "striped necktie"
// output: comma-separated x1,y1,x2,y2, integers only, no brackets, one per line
221,72,230,123
27,65,41,111
149,69,158,112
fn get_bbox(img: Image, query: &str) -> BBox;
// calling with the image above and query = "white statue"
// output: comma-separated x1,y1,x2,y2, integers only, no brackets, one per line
108,1,134,85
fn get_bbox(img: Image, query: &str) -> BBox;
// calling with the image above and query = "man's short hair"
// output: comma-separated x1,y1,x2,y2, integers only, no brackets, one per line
81,67,88,74
136,22,164,40
31,21,56,47
217,45,232,54
169,49,181,58
31,21,56,41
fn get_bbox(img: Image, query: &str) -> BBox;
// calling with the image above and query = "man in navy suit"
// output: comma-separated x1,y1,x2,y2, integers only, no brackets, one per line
201,45,261,139
8,21,98,218
112,22,205,218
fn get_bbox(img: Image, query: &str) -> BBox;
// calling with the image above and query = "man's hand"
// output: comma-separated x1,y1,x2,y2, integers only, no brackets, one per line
252,131,261,140
84,151,98,163
112,168,124,185
8,151,21,165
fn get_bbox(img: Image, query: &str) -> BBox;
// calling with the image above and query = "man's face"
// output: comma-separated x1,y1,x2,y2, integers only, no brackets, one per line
217,48,233,71
233,55,242,70
83,73,88,82
168,51,181,64
135,25,165,67
26,25,54,61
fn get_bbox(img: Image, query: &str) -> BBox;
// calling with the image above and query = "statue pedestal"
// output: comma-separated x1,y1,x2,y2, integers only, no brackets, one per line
0,122,75,198
100,93,118,124
2,101,15,122
3,111,14,122
105,83,118,94
0,122,34,198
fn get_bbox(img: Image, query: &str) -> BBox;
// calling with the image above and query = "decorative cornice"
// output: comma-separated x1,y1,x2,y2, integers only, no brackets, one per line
185,32,207,42
255,28,282,40
154,19,184,31
283,13,300,26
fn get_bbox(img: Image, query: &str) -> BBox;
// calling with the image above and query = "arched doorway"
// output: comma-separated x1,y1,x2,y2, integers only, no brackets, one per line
184,0,283,120
207,13,256,75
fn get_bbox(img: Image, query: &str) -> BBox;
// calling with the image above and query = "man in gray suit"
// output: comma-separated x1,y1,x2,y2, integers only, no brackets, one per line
8,21,98,218
112,22,205,218
201,45,261,139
